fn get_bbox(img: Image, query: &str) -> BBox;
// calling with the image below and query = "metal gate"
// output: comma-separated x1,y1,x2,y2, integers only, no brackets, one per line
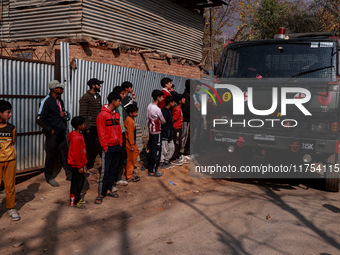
0,57,54,173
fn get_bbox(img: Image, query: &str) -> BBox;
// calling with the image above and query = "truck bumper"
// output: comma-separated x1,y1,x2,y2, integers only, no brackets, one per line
211,129,339,156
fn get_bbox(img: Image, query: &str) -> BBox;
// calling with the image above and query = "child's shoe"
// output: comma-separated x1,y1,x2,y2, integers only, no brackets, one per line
7,209,20,221
75,201,86,209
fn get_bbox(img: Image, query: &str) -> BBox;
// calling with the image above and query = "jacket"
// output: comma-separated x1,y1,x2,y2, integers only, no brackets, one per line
96,105,122,151
0,123,16,162
161,107,173,141
182,89,190,122
158,89,171,109
124,116,136,147
147,102,166,135
79,90,102,128
172,105,183,130
36,94,67,135
67,131,87,168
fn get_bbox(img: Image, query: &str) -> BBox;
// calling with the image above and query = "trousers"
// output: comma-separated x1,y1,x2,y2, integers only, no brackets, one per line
0,160,16,209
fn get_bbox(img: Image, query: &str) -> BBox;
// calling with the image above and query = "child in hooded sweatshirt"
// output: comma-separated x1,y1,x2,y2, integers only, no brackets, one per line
68,116,87,208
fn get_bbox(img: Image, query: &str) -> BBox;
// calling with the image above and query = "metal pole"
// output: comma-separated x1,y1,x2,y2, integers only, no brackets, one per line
210,7,214,71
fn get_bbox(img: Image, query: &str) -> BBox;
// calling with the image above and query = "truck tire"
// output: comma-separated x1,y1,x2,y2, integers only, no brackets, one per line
325,154,340,192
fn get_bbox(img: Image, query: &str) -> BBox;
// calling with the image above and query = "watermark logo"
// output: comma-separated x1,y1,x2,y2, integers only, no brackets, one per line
200,84,312,116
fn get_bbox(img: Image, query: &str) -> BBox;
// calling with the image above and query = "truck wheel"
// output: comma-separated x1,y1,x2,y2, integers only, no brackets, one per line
325,154,340,192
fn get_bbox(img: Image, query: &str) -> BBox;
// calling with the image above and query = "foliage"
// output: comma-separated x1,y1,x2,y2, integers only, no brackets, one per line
310,0,340,33
202,0,239,70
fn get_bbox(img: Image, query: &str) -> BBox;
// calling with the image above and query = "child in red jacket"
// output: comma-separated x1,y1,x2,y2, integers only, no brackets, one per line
68,116,87,208
170,94,186,165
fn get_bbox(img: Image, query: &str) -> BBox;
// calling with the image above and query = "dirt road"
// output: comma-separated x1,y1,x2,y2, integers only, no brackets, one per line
1,161,340,255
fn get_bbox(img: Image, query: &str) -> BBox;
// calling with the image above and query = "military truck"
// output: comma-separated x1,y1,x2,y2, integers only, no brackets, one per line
211,31,340,191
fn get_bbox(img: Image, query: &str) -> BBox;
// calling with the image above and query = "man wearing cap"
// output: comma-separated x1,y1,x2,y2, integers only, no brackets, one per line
79,78,103,172
36,80,72,187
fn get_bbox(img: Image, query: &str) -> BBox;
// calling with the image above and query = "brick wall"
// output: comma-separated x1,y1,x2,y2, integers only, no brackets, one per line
1,43,202,79
68,44,202,79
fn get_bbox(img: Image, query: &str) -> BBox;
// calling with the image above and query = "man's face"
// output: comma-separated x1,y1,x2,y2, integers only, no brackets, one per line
0,109,12,122
94,84,101,93
113,99,121,108
54,87,64,95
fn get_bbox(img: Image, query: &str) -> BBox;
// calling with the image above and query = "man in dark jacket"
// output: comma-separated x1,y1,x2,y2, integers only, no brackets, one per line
181,79,191,156
79,78,103,172
36,80,72,187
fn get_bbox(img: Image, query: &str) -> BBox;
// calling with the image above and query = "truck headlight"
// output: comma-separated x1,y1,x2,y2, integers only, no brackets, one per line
311,123,329,132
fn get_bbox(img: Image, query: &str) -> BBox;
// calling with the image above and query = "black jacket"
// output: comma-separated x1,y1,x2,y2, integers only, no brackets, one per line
182,89,190,122
36,93,67,135
161,107,173,141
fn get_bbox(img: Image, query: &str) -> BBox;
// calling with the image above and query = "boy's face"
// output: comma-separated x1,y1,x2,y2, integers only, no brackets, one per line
127,87,133,94
113,99,121,108
0,109,12,122
78,122,86,131
165,82,172,90
131,111,138,118
120,92,126,100
170,101,175,108
157,96,164,102
180,98,186,104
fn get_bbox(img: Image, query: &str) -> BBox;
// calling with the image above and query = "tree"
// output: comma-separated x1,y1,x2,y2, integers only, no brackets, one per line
310,0,340,33
202,0,239,71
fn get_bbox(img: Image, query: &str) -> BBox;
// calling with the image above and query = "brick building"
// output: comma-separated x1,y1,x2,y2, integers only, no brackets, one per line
0,0,225,79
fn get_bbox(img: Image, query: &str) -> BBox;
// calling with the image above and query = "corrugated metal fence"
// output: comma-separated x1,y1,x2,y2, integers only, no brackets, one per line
0,42,189,172
0,58,54,172
68,58,187,136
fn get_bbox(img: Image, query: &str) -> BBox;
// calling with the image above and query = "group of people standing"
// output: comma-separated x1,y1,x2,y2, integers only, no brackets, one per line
0,75,194,219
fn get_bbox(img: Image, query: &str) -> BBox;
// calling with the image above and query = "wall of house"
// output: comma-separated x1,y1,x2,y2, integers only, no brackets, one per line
0,42,202,79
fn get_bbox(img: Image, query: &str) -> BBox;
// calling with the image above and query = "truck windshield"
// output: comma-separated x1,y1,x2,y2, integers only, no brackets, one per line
220,41,337,81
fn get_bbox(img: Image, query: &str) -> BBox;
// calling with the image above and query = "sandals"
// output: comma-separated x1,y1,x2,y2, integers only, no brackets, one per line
94,196,103,204
107,191,119,198
127,176,140,182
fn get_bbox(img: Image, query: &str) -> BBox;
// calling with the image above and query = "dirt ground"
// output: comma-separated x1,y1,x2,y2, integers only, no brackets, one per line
0,160,220,255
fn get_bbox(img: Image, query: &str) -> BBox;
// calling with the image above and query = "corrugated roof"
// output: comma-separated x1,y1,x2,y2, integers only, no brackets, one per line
1,0,204,62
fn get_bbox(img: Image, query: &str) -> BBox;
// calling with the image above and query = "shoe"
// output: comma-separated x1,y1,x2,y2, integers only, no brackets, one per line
88,168,98,174
107,191,119,198
164,162,174,168
148,171,163,177
116,180,128,186
7,209,20,221
78,199,89,204
184,155,191,161
159,163,171,169
74,201,86,209
179,156,188,164
48,179,59,187
112,186,118,193
127,175,140,182
171,160,183,166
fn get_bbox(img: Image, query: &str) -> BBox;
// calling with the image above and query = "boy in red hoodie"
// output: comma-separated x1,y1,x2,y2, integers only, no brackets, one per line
170,94,186,165
95,92,122,204
68,116,87,208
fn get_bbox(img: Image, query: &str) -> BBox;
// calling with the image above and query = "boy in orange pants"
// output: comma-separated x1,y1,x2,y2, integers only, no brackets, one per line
124,105,140,182
0,100,20,221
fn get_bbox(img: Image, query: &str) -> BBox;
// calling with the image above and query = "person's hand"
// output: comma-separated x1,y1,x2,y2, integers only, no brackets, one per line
60,111,66,117
131,92,136,100
51,129,55,135
78,167,84,173
131,147,134,152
